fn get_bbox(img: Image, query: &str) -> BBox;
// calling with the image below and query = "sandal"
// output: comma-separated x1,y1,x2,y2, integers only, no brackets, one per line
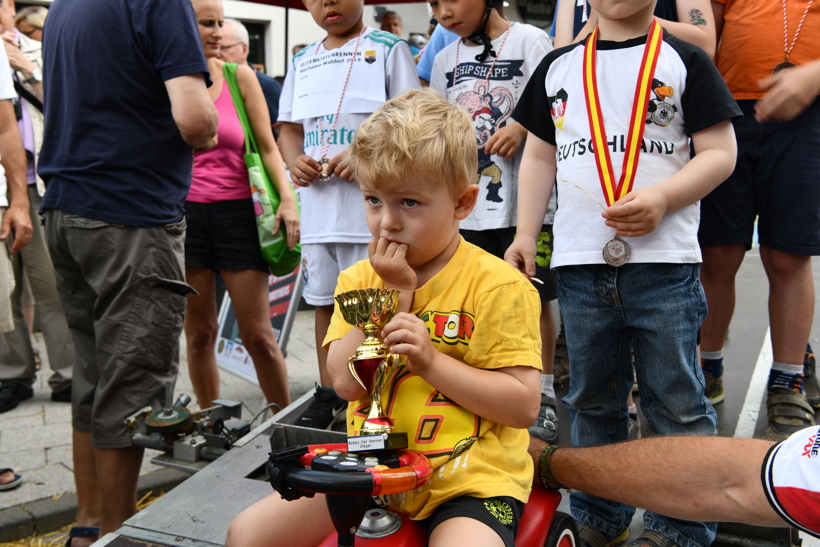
766,387,816,441
65,526,99,547
0,468,22,491
528,395,559,443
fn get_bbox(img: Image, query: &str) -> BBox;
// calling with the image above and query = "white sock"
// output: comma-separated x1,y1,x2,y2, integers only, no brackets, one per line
541,374,555,399
627,403,637,416
772,361,803,374
701,349,724,360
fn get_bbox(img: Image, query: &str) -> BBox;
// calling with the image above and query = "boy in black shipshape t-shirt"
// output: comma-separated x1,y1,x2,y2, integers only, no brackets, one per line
505,0,742,546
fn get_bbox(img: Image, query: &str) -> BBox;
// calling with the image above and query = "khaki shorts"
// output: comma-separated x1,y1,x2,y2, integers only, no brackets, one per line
44,209,193,448
20,268,34,307
0,208,14,333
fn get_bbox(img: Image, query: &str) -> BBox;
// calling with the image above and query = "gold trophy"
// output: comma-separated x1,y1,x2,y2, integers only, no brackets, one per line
336,288,408,452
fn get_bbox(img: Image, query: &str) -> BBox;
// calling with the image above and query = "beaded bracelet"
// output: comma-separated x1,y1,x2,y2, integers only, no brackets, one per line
538,444,566,490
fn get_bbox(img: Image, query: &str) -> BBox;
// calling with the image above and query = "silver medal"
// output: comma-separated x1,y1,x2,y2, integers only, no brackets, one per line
602,236,630,267
650,102,676,127
318,157,331,181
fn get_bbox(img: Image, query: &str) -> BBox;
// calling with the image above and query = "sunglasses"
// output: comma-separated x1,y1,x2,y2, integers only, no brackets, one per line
19,26,41,38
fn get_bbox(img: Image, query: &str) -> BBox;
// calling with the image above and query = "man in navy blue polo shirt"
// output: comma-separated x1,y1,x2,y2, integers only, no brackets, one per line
38,0,217,544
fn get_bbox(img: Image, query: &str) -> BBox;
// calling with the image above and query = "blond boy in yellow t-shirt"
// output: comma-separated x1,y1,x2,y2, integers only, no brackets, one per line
226,88,542,547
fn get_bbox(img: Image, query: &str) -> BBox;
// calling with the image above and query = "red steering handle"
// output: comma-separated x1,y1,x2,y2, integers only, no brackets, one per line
299,444,433,496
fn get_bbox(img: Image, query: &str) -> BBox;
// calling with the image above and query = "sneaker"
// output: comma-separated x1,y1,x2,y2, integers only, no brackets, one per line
577,524,630,547
625,530,681,547
0,381,34,413
528,394,558,443
628,413,641,440
703,368,724,405
296,385,347,430
804,346,820,409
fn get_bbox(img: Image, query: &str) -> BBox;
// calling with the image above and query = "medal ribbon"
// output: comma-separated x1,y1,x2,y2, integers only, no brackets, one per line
782,0,814,62
583,19,663,207
316,26,366,161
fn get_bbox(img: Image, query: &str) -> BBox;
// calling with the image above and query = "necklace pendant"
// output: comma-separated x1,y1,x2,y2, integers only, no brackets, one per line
318,157,332,181
603,236,630,267
773,60,796,73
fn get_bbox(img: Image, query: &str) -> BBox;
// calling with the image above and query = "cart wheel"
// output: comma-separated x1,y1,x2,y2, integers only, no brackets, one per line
544,511,578,547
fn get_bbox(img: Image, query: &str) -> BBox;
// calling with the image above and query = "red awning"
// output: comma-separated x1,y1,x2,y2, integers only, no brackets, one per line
244,0,423,10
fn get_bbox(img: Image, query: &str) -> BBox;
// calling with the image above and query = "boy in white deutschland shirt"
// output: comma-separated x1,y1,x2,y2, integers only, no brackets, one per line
505,0,742,545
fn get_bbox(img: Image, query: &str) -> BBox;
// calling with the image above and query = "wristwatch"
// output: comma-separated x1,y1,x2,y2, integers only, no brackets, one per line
24,68,42,85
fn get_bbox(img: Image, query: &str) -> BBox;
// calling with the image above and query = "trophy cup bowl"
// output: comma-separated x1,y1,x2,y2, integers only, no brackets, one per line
335,288,408,451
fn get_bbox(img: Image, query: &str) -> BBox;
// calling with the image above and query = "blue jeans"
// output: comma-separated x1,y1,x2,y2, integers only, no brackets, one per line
556,263,717,547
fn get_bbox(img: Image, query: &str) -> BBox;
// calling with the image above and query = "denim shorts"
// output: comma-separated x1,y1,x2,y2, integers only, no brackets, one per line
556,263,717,547
698,98,820,255
44,209,193,448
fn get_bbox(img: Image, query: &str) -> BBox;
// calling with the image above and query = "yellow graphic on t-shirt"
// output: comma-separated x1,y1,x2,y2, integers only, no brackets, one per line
421,310,475,345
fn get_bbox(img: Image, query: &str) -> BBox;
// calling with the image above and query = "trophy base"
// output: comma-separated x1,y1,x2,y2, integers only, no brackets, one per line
347,432,408,453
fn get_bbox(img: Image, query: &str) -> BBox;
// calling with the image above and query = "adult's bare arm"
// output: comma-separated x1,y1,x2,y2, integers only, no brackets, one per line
165,74,218,149
572,11,597,45
755,59,820,123
661,0,717,58
0,98,31,253
566,0,716,55
553,0,579,49
710,0,725,45
2,33,43,102
530,436,784,527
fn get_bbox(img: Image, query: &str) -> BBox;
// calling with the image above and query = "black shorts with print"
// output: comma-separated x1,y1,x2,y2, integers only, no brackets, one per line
421,495,525,547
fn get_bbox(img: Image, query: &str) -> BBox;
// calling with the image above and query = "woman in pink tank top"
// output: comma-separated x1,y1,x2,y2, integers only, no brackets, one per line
185,0,297,412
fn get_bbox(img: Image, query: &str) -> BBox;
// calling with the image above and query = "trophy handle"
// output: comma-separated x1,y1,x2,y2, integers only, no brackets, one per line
381,354,404,387
348,357,368,392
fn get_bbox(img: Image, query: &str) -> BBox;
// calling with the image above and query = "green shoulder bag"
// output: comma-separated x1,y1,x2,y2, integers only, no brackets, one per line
223,63,301,276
